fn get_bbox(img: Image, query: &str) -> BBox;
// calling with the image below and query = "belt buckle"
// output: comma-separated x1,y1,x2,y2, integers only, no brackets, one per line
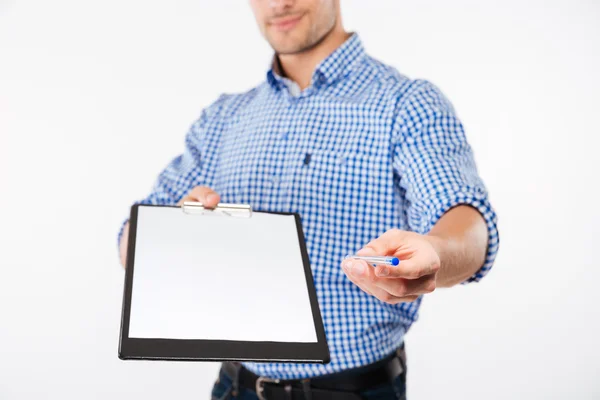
255,376,281,400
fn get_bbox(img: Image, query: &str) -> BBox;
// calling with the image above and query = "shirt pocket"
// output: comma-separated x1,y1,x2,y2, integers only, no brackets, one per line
294,148,388,219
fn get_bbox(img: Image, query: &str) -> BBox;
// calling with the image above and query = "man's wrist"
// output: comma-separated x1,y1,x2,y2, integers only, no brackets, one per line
425,233,448,265
425,232,463,287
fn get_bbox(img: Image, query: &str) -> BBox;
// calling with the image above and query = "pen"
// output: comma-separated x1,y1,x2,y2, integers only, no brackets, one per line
344,255,400,267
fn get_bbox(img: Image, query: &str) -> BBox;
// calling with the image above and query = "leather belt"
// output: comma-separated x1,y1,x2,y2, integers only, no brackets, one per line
221,345,405,400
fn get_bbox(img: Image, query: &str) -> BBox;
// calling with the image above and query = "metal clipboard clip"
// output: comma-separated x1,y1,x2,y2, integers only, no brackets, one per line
181,201,252,218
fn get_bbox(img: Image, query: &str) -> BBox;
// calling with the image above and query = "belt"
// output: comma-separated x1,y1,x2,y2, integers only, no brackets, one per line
222,345,406,400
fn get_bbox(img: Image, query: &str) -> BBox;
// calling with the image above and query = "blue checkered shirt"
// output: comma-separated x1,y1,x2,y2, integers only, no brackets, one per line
117,34,499,380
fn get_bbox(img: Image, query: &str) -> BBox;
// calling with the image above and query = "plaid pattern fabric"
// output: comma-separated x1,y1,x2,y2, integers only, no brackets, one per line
117,34,499,380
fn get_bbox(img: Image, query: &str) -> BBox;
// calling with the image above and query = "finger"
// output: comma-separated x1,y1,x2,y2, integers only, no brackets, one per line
374,257,440,279
379,294,419,304
373,274,437,297
341,260,419,304
342,259,407,299
344,257,436,297
188,186,221,208
341,259,374,292
357,229,407,257
176,195,193,206
360,282,418,304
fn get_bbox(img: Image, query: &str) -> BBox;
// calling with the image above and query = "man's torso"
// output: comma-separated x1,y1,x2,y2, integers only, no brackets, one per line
192,35,424,379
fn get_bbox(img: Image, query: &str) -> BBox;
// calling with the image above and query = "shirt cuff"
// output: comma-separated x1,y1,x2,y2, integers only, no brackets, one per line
412,187,500,284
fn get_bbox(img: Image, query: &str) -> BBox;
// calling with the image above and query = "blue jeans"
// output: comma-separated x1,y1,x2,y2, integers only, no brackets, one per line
210,360,407,400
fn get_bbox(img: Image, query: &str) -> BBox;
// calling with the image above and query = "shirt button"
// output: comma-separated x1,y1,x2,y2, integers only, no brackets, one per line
271,175,280,185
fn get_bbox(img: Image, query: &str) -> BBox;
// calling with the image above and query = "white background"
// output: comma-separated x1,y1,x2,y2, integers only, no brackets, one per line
1,0,599,399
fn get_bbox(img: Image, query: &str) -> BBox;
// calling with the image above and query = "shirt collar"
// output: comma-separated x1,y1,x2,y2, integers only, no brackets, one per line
266,33,366,92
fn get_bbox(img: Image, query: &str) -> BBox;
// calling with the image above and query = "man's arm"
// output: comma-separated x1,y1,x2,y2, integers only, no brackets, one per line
427,205,489,288
393,80,499,285
341,80,499,303
119,223,129,267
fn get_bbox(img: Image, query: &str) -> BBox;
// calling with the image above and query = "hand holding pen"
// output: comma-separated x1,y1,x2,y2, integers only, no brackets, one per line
342,229,441,304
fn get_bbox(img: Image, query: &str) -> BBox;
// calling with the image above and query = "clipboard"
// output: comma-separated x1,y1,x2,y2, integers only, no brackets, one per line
119,202,330,363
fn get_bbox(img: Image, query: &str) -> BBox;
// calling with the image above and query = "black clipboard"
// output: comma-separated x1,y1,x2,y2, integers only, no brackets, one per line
119,202,330,363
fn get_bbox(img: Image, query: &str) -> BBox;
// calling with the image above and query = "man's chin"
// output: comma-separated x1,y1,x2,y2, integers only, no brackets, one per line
269,41,305,55
269,39,316,56
268,27,333,56
274,47,305,55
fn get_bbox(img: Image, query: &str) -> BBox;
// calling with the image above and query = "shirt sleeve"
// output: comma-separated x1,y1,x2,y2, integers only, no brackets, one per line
391,80,499,284
116,95,228,250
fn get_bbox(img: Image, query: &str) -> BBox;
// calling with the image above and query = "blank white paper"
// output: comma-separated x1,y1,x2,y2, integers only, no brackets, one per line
128,206,318,343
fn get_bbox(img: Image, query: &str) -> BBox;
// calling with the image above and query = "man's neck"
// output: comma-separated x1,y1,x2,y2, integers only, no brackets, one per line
278,27,351,90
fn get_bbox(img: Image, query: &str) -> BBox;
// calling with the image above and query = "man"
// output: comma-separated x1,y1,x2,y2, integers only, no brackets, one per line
117,0,499,398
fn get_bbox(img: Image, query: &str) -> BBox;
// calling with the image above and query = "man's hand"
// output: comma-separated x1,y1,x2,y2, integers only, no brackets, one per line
175,186,221,208
119,186,221,268
341,229,441,304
